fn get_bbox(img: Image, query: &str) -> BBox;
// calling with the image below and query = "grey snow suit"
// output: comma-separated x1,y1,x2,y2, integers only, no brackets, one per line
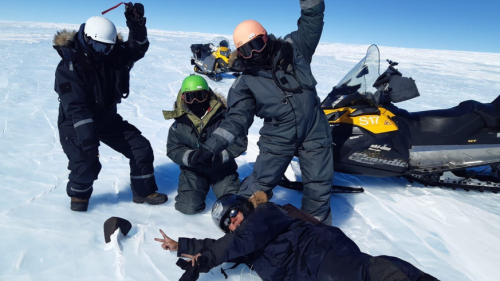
163,92,248,214
53,25,158,199
203,0,333,224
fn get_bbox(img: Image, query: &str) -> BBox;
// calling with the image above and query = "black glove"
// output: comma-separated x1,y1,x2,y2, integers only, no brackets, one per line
212,151,228,165
125,3,147,42
176,255,211,281
84,147,99,164
212,153,223,165
176,258,200,281
188,146,213,166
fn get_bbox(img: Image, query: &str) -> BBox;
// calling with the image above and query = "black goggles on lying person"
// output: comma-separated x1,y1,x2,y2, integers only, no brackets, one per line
86,37,114,55
182,90,210,104
223,208,240,228
237,36,267,59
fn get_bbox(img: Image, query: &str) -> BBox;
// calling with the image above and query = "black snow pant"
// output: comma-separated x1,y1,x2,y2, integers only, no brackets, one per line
317,250,438,281
175,161,241,214
58,114,158,199
238,137,334,225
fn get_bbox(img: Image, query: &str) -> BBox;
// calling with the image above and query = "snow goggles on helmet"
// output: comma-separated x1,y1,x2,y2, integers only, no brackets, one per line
86,37,114,55
183,90,210,104
223,208,240,227
237,35,267,59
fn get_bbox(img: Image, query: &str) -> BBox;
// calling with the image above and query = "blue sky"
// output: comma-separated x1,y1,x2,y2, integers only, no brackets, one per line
2,0,499,53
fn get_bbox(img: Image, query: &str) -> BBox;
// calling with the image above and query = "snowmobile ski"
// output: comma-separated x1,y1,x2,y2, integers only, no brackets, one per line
279,176,364,193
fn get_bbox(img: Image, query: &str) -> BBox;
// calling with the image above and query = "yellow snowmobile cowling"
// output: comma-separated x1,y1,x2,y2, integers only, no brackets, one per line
213,47,230,64
281,44,500,193
324,107,398,134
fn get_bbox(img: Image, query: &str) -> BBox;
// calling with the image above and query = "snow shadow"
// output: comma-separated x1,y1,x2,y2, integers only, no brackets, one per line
238,161,357,226
88,162,180,210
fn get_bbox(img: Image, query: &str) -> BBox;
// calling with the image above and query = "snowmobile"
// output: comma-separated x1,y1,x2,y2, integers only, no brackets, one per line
282,44,500,193
190,37,232,81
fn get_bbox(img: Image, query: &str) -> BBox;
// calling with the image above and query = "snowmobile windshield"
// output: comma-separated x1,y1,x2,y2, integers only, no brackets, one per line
321,44,381,108
210,37,232,50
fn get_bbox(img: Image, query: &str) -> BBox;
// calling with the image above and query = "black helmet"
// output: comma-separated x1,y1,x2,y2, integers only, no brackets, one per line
211,194,253,233
219,39,229,48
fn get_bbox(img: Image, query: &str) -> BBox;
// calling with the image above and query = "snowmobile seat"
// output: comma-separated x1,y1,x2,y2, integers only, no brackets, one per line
459,100,500,128
202,44,213,53
190,44,203,59
388,102,487,146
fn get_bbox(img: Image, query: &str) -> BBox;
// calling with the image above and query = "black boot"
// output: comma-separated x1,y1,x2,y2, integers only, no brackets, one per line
71,197,89,211
133,192,168,205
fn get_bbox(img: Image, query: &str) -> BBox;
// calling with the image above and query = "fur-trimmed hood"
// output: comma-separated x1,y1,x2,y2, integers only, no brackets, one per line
162,89,227,119
53,27,123,48
248,191,269,208
53,24,123,60
162,88,228,133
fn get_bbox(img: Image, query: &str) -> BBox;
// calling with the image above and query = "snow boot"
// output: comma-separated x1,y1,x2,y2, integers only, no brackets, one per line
133,192,168,205
71,197,89,212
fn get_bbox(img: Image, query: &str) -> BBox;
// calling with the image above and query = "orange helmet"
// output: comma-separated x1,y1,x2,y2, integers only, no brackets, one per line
233,20,268,48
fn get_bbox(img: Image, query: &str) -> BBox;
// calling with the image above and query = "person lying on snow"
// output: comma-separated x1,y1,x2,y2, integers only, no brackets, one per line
154,192,439,281
162,75,247,214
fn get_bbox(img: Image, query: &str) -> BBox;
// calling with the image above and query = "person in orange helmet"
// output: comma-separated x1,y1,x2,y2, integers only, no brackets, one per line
189,0,334,224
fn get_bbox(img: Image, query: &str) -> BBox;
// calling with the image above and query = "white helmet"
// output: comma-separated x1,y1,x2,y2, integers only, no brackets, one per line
84,16,117,44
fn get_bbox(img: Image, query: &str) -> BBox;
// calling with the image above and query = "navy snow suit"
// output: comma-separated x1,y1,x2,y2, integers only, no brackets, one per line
53,24,157,199
177,198,438,281
203,0,333,224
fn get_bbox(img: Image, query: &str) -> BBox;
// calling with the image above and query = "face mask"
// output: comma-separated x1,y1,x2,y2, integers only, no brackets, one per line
188,98,210,117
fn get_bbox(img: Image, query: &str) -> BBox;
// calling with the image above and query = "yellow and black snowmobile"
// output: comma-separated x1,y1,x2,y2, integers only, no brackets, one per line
282,45,500,193
190,37,232,81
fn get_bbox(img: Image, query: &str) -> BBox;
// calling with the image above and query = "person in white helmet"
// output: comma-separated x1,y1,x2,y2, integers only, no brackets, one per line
52,3,167,211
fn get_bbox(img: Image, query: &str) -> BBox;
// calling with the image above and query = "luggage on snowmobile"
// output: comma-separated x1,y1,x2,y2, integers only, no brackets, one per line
284,44,500,193
190,37,233,81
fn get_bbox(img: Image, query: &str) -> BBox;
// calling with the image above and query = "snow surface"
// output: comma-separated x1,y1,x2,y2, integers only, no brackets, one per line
1,20,500,281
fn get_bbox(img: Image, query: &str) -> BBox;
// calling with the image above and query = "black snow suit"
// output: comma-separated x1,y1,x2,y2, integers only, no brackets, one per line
176,192,438,281
163,91,248,214
53,24,157,199
203,0,333,224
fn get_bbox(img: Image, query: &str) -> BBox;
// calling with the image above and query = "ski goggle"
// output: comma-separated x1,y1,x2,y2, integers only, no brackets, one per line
223,208,240,227
182,90,209,104
86,37,114,55
237,35,268,59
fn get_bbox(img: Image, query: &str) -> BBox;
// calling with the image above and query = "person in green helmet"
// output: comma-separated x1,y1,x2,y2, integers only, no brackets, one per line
163,75,248,214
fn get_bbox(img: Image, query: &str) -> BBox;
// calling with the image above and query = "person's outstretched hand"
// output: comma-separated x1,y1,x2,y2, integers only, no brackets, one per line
181,253,201,267
154,229,178,251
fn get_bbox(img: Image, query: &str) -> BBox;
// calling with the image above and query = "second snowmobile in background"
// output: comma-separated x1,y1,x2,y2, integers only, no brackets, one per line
283,44,500,193
190,37,232,81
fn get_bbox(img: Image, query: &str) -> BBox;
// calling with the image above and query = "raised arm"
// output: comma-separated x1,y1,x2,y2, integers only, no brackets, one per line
123,2,150,62
286,0,325,64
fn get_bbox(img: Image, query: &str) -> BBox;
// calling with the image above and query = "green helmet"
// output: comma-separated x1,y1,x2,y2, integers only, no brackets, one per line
181,75,209,93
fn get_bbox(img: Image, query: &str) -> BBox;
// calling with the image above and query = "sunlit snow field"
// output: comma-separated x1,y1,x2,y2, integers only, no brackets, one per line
1,21,500,281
